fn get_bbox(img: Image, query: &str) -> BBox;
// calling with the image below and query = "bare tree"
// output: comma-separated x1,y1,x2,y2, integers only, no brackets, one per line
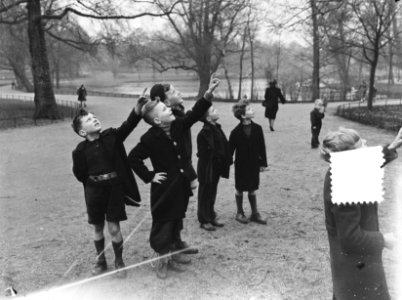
0,0,181,119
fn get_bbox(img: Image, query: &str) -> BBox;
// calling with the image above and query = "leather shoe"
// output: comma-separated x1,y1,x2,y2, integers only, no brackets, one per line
155,257,168,279
211,219,224,227
235,213,249,224
270,126,275,132
200,223,216,231
114,258,127,279
249,213,267,225
176,241,199,254
172,253,191,264
168,260,186,273
91,260,107,276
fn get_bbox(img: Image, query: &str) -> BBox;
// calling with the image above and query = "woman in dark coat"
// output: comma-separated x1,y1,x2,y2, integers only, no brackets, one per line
229,100,268,225
321,127,402,300
263,80,285,131
77,84,87,107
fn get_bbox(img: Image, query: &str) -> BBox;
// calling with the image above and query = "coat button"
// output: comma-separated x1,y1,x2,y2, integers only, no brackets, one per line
173,141,177,146
178,154,181,159
180,169,184,173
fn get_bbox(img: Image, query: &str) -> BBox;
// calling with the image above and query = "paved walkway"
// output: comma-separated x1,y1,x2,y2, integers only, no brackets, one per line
1,88,401,299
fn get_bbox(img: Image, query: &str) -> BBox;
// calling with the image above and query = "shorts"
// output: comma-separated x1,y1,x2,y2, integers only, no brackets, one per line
85,177,127,224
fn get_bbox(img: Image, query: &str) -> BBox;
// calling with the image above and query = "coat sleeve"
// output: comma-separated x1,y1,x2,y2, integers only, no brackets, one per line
72,148,88,184
228,130,236,164
115,109,142,143
197,130,213,184
278,89,286,104
310,111,318,128
180,97,212,130
331,204,385,254
258,126,268,167
128,138,155,184
381,146,398,167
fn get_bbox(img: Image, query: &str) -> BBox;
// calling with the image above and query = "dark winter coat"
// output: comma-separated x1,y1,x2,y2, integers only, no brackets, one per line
323,146,397,300
263,86,285,119
229,121,267,191
197,122,231,184
72,109,142,206
310,108,325,131
172,105,197,181
77,86,87,101
128,97,211,222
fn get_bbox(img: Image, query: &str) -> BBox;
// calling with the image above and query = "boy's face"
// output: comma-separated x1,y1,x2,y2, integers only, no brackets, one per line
153,102,175,125
166,85,184,107
242,105,254,120
79,113,101,137
315,100,323,109
206,106,219,122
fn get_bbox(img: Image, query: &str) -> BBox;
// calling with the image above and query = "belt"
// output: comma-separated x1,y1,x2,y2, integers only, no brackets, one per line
89,171,117,182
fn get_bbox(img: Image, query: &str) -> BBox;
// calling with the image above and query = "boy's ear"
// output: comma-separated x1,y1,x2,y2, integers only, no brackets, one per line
78,129,87,137
153,117,161,125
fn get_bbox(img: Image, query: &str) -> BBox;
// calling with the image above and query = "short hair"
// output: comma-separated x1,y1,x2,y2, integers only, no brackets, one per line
321,128,362,161
141,99,160,125
269,80,277,87
71,109,89,135
150,84,168,102
232,99,248,120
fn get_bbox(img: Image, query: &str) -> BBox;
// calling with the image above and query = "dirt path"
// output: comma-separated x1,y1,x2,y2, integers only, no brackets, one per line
1,92,401,300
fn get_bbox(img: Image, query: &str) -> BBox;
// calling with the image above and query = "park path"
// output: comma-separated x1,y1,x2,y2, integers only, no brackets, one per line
0,89,401,300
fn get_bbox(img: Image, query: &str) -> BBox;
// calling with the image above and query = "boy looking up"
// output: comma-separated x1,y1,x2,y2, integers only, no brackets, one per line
72,96,146,278
128,76,220,279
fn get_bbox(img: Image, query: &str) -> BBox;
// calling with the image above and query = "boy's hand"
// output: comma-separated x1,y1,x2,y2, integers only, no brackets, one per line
207,74,220,94
152,172,167,184
388,127,402,151
135,88,149,115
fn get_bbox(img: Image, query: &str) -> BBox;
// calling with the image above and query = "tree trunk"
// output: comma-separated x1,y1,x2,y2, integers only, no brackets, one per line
197,64,211,97
248,27,255,100
310,0,320,101
238,27,247,100
221,55,234,100
27,0,59,119
367,46,379,110
388,0,395,85
8,58,34,92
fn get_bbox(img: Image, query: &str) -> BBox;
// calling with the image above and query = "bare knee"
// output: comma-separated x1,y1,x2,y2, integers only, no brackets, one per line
107,222,121,238
93,223,105,240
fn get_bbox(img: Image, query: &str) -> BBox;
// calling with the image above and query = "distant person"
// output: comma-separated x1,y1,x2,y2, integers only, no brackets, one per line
229,99,268,225
310,99,325,149
77,84,87,107
128,76,220,279
11,81,16,90
196,105,231,231
320,127,402,300
263,79,286,131
358,80,367,102
71,96,146,278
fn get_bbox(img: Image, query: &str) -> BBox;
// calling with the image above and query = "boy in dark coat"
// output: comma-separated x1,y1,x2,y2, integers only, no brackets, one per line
196,105,231,231
128,77,220,279
310,98,325,149
263,79,285,131
72,96,146,278
229,99,268,225
321,127,402,300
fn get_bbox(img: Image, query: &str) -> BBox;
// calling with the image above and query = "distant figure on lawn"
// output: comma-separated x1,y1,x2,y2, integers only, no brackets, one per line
77,84,87,107
320,127,402,300
358,80,367,103
128,76,220,279
11,81,16,90
229,99,268,225
71,95,146,279
196,105,231,231
310,99,325,149
263,79,286,131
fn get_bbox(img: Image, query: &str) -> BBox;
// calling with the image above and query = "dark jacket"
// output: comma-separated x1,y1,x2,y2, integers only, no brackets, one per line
172,105,197,181
72,109,142,206
197,122,231,184
323,146,397,300
229,121,267,191
310,108,325,130
77,87,87,101
263,86,285,108
129,97,211,222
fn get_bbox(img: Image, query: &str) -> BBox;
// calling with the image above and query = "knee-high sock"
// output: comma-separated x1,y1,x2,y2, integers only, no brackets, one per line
112,240,123,260
235,194,244,214
94,238,106,261
248,194,258,215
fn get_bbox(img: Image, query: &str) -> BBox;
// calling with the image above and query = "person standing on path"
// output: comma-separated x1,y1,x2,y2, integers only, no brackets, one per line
358,80,367,103
77,84,87,107
320,127,402,300
196,105,231,231
229,99,268,225
263,79,286,131
310,98,325,149
128,77,220,279
71,96,146,278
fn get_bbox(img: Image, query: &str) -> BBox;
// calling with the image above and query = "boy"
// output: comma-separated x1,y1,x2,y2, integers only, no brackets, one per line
72,96,146,278
197,105,231,231
128,76,220,279
310,98,325,149
229,99,268,225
